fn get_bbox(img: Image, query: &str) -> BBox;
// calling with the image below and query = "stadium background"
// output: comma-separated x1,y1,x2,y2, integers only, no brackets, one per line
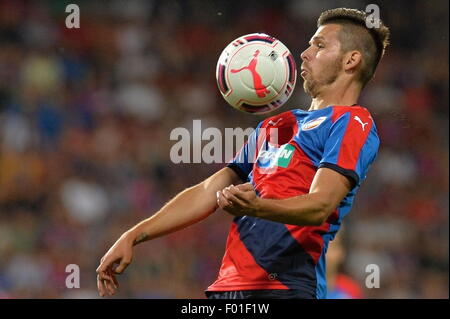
0,0,448,298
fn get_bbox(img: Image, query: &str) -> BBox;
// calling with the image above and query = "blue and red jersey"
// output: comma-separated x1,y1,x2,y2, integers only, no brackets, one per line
207,105,380,299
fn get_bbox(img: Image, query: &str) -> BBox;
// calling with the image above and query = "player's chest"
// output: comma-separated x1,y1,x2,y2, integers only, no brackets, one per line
255,118,329,170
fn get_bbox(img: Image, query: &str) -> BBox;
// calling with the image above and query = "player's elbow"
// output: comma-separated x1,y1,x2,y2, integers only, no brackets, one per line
308,199,335,226
307,210,328,226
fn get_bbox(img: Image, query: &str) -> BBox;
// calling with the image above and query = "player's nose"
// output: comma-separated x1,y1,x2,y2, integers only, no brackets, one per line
300,47,311,62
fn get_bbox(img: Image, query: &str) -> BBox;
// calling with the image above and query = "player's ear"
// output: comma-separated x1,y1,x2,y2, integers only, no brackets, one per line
343,50,362,73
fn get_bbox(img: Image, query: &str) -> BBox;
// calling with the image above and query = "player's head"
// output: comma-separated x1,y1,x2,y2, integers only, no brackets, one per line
300,8,390,97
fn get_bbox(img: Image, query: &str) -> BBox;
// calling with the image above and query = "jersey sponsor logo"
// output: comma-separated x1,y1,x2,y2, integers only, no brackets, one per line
257,143,295,168
301,116,327,131
354,115,369,131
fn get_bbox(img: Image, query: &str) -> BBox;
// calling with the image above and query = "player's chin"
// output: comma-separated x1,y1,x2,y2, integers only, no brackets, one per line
302,81,311,95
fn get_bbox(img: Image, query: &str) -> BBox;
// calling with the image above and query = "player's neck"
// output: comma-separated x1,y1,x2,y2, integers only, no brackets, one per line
308,80,361,111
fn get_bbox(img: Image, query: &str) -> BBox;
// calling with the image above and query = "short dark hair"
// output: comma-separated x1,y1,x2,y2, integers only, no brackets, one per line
317,8,390,87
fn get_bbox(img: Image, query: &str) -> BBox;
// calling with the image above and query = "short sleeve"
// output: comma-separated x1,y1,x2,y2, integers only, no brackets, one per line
226,123,262,182
319,108,380,189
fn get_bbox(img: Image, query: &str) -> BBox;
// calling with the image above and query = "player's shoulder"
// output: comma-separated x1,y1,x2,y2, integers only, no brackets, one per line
330,105,374,123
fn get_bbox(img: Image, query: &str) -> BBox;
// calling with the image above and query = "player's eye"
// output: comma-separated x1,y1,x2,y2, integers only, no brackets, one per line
317,43,324,49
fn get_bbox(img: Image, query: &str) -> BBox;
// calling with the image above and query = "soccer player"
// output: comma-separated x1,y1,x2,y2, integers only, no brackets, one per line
96,8,390,299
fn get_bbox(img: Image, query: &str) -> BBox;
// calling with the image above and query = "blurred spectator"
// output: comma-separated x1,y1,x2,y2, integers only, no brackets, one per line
326,229,363,299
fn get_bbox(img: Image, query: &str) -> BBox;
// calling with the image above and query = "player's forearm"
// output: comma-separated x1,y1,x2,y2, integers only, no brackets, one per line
255,193,333,226
122,168,239,245
125,183,218,245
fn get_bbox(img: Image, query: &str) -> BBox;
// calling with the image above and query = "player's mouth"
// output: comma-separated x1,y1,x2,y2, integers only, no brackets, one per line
300,65,309,78
300,69,308,77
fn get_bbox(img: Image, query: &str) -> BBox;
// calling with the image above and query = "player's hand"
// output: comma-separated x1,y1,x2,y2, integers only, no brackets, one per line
96,232,134,297
216,183,261,217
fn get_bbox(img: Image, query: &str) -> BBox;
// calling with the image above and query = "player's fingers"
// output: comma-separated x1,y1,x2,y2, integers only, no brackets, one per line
237,182,254,192
97,270,113,282
227,185,241,195
106,267,119,288
103,267,119,295
217,192,229,209
219,190,247,216
216,191,231,209
228,187,250,202
97,262,116,281
97,275,107,297
222,188,246,207
98,273,116,296
96,256,113,274
103,278,116,296
109,270,119,288
97,253,122,276
114,258,131,274
228,186,255,204
240,190,257,203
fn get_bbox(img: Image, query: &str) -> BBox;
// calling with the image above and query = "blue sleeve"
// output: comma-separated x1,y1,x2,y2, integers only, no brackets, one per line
226,123,262,182
319,109,380,189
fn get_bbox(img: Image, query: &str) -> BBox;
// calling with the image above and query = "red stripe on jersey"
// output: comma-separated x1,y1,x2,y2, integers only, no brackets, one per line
252,110,315,198
252,114,317,199
254,121,332,264
285,223,330,264
333,106,373,171
286,208,338,264
256,111,298,149
331,105,353,123
207,223,289,291
280,142,336,264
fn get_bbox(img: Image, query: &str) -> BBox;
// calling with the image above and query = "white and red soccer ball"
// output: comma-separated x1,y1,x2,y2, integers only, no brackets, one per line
216,33,297,114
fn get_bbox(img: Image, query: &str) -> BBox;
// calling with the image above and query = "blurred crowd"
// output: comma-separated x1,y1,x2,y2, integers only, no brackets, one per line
0,0,448,298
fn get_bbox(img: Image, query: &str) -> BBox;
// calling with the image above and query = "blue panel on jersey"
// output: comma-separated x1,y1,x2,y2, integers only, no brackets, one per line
319,111,351,165
235,216,317,295
291,107,334,168
227,122,262,181
354,125,380,186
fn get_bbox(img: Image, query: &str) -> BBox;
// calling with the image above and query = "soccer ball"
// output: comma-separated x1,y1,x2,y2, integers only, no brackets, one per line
216,33,297,114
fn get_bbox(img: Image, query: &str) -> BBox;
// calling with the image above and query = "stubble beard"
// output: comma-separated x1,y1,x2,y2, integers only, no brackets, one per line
303,58,342,98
